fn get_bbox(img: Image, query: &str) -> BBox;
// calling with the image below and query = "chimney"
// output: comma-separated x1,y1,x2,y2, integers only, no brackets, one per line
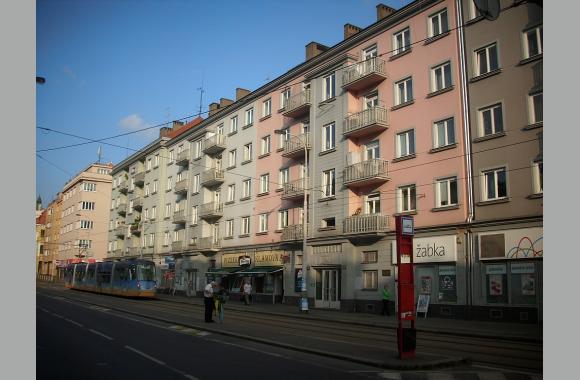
219,98,234,108
171,120,184,131
208,102,220,116
376,4,396,21
236,88,251,101
305,42,330,61
159,127,172,138
344,23,362,39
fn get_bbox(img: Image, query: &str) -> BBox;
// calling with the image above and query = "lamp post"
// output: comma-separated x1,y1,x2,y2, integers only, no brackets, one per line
275,129,309,312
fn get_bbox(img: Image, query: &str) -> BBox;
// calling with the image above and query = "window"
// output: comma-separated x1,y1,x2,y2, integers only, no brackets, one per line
323,72,335,100
279,168,289,188
397,185,416,213
322,122,335,151
278,210,289,229
148,233,155,247
83,183,96,192
259,213,268,233
193,140,203,159
167,176,173,191
475,43,499,76
364,93,379,109
128,199,134,212
227,184,236,203
436,177,458,207
278,129,290,149
529,92,543,124
192,174,200,193
164,231,170,246
152,179,158,193
228,149,237,168
150,206,157,220
428,8,448,38
230,116,238,134
260,174,270,194
262,98,272,118
242,179,252,198
396,129,415,157
482,167,507,201
245,108,254,126
365,193,381,214
478,103,503,136
321,217,336,228
363,45,377,60
241,216,251,235
362,251,378,264
433,118,455,148
145,183,150,196
243,143,253,162
225,219,234,238
191,205,198,225
146,158,152,171
80,220,93,229
532,161,543,194
524,25,543,59
393,27,411,55
130,178,134,191
81,201,95,210
365,140,380,159
431,61,452,92
165,203,171,218
394,77,413,105
322,169,336,198
169,150,174,164
260,135,271,155
154,154,160,167
281,88,291,109
362,270,378,290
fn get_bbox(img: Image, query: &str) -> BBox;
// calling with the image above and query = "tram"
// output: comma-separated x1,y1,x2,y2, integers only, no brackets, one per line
64,259,157,298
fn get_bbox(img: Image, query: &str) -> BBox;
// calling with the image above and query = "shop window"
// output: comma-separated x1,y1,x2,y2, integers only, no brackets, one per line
485,263,508,304
437,265,457,302
509,262,537,305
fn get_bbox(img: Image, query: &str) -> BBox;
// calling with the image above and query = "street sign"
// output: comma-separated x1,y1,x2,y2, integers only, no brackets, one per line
401,216,414,236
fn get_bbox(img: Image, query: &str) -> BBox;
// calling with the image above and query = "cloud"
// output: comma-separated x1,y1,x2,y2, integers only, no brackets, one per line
118,114,157,141
63,65,77,80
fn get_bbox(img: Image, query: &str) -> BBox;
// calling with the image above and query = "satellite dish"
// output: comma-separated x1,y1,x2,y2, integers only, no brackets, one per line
474,0,500,21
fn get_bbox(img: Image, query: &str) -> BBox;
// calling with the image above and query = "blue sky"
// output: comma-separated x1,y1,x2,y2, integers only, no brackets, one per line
36,0,411,206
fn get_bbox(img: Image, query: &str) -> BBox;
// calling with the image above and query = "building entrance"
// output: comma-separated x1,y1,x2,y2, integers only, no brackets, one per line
315,268,340,309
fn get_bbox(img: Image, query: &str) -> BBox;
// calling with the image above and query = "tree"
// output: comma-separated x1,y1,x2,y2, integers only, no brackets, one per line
36,196,42,210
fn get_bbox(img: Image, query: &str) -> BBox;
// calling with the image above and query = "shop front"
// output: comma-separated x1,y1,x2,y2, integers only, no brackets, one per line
231,250,285,304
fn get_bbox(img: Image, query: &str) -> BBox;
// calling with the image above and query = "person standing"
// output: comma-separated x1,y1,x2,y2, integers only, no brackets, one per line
204,281,216,322
381,284,391,316
215,285,228,323
243,280,252,305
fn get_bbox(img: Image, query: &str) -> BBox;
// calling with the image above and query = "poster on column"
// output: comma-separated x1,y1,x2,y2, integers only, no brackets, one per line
489,274,503,296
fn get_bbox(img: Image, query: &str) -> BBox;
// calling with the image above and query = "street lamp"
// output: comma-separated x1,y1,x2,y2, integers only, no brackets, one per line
275,129,309,313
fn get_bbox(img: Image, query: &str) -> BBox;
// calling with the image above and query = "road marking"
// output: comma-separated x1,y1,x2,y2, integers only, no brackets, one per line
426,373,455,380
88,329,114,341
37,306,49,313
125,345,166,365
51,313,64,319
378,373,401,379
472,365,542,377
64,318,83,328
206,338,286,358
476,373,507,380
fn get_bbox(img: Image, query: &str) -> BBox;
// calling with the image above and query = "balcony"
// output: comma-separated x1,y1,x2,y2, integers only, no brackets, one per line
176,149,190,166
128,247,141,257
130,223,141,235
343,159,389,187
171,241,184,253
198,236,221,252
134,171,145,187
281,224,305,241
201,168,225,187
343,214,389,235
342,57,387,92
281,178,307,200
203,134,226,155
343,107,388,138
116,201,127,216
172,210,187,224
114,225,126,238
282,89,311,118
174,178,189,194
200,202,223,220
118,180,128,194
132,197,143,210
281,133,310,158
113,249,124,257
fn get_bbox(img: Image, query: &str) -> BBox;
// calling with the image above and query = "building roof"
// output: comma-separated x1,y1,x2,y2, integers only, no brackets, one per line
166,116,204,139
36,209,47,225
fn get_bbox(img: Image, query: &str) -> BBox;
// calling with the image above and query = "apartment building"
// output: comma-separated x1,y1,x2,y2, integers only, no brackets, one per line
38,194,63,277
57,162,113,272
36,209,47,275
460,0,543,322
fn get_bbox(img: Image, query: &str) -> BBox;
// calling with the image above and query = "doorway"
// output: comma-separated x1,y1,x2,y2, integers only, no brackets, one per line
315,268,340,309
186,270,197,297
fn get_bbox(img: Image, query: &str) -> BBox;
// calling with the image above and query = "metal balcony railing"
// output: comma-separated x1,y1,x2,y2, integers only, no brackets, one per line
172,209,187,224
281,224,305,241
134,171,145,186
128,247,141,256
201,168,225,187
282,133,310,157
203,134,226,155
282,178,307,200
342,57,387,91
171,241,184,252
343,159,389,186
282,89,311,118
343,107,388,137
200,202,223,219
132,197,143,210
198,236,221,251
118,180,128,194
174,178,189,194
343,214,389,234
176,149,190,165
114,225,126,237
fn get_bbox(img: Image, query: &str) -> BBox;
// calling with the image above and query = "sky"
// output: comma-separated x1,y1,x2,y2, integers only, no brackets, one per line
36,0,411,206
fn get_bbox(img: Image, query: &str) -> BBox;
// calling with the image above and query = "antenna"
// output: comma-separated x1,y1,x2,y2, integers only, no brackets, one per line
197,70,205,116
474,0,500,21
97,145,102,163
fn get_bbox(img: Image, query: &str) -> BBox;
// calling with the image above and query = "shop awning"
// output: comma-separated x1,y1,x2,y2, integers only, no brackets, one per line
233,266,284,275
205,267,240,276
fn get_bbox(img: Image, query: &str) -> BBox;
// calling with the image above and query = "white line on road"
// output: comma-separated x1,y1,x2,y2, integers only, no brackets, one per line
51,313,64,319
206,338,286,359
475,372,508,380
64,318,83,328
124,346,200,380
472,364,542,377
88,329,114,341
378,372,402,379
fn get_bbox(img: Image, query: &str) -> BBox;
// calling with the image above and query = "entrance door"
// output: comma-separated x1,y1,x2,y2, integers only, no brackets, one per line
315,269,340,309
186,270,196,297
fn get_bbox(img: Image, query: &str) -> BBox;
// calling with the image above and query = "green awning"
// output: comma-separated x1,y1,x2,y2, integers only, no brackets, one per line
233,266,284,275
205,267,240,276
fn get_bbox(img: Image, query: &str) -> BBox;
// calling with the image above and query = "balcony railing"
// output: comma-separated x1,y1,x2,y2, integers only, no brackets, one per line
198,236,221,251
342,57,387,92
116,201,127,216
134,171,145,186
203,134,226,155
174,178,189,194
132,197,143,210
176,149,190,165
343,214,389,235
118,180,128,194
282,178,307,200
114,225,126,237
113,249,124,257
281,224,305,241
201,168,225,187
172,209,187,224
282,89,311,118
171,241,184,252
200,202,223,220
343,159,389,187
282,133,310,158
343,107,388,138
130,223,141,235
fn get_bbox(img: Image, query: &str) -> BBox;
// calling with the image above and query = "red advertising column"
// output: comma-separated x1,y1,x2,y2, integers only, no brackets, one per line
395,215,416,359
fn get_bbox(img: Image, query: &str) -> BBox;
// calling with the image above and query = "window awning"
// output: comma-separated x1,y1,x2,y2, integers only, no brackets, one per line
205,267,240,276
233,266,284,275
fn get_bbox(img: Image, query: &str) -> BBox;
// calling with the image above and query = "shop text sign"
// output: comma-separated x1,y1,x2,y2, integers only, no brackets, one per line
392,235,457,264
255,250,284,266
222,252,253,267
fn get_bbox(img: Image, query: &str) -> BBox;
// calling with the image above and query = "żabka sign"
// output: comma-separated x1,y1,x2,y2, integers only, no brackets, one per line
391,235,457,265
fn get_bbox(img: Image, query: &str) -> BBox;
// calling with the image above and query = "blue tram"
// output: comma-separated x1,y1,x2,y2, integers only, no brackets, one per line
64,259,157,298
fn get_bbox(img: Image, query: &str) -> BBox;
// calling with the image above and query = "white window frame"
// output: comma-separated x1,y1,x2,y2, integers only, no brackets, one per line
243,143,253,162
280,89,291,109
278,210,289,230
241,216,251,235
279,168,289,189
433,118,455,148
474,43,499,76
260,174,270,194
152,179,158,194
394,77,413,105
225,219,234,238
230,116,238,134
482,167,508,201
258,213,268,233
322,122,336,151
365,193,381,214
262,98,272,118
261,135,271,155
323,72,336,101
242,179,252,198
192,174,200,193
532,161,543,195
397,184,417,213
150,206,156,220
362,270,378,290
227,184,236,203
428,8,448,38
146,158,152,171
435,177,458,208
245,108,254,126
431,61,452,92
169,150,174,164
165,203,171,218
154,154,160,167
523,25,543,59
321,169,336,198
164,231,170,246
166,176,173,191
191,205,198,225
529,92,542,124
362,45,377,60
228,149,237,168
396,129,415,158
393,27,411,55
278,129,290,149
478,103,504,137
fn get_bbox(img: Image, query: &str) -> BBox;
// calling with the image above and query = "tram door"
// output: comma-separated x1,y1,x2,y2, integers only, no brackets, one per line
315,269,340,309
186,270,197,297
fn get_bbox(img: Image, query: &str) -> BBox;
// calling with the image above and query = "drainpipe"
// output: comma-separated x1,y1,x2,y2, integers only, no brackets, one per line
456,0,475,319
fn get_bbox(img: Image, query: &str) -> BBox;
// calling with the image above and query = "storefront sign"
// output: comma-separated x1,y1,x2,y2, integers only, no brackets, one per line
392,235,457,264
255,250,284,266
485,264,507,275
239,256,251,266
479,227,543,260
222,253,253,268
511,263,535,274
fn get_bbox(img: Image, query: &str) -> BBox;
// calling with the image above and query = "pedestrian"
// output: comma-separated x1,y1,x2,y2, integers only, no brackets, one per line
204,281,216,323
243,280,252,305
215,285,228,323
381,284,391,316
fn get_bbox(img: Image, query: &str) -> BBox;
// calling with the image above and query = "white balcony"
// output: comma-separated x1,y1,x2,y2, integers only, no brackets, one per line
281,224,305,241
203,134,226,155
342,57,387,92
282,89,311,118
343,159,389,187
343,107,388,138
343,214,389,235
174,178,189,194
200,202,223,220
281,178,307,200
281,133,310,158
201,168,225,187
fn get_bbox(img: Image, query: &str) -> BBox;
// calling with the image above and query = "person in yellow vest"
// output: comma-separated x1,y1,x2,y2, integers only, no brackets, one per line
381,284,391,316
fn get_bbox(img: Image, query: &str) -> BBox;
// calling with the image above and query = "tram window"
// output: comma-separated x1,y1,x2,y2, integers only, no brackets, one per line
129,267,137,281
137,264,155,281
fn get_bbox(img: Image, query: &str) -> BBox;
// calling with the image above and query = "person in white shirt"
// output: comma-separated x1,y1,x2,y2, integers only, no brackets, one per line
204,281,216,322
243,281,252,305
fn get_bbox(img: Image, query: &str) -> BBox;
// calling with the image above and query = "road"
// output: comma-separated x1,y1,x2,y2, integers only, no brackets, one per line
36,283,542,380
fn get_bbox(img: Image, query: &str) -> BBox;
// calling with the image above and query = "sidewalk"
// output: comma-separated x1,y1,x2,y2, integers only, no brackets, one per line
156,292,542,343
